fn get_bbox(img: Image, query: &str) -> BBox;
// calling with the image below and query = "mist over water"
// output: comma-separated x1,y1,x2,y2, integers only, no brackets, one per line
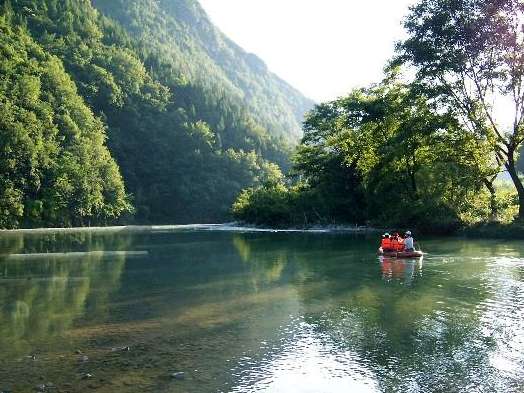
0,229,523,392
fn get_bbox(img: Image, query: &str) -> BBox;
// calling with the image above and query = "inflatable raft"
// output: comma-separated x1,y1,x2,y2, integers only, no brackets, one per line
378,247,423,258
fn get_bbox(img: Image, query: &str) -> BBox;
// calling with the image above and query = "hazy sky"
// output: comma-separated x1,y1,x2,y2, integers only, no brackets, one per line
199,0,415,102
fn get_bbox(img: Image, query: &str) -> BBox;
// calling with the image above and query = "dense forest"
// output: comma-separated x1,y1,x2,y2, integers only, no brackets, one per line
233,0,524,233
4,0,524,233
0,0,313,228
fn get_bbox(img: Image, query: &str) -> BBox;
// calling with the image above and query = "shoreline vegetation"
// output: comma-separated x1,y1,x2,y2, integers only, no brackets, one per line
2,222,524,240
2,0,524,235
0,223,381,235
457,221,524,239
231,0,524,235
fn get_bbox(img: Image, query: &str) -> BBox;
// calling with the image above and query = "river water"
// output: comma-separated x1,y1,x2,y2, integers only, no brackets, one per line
0,228,523,392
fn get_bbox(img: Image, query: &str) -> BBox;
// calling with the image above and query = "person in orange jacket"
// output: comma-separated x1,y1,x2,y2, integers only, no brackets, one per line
394,233,405,252
391,233,399,251
380,233,394,252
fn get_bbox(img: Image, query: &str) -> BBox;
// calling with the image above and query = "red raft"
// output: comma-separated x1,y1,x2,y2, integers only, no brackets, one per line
377,247,423,258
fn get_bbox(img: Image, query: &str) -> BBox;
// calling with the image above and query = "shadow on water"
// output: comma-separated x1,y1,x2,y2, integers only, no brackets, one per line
0,231,522,392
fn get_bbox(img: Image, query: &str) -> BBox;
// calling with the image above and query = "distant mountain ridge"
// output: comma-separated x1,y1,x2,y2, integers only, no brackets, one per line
92,0,314,141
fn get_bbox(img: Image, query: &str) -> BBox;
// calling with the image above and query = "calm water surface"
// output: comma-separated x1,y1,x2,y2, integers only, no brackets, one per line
0,229,523,392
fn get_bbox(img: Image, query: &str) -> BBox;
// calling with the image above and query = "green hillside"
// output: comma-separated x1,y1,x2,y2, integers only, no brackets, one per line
0,0,313,228
92,0,313,142
0,13,130,229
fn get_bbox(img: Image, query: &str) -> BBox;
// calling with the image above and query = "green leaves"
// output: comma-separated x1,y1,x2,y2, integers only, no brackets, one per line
398,0,524,218
233,74,504,230
0,16,131,228
0,0,311,226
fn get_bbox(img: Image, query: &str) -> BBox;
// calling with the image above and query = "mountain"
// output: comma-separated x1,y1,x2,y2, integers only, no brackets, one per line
0,0,313,228
0,13,130,228
92,0,313,142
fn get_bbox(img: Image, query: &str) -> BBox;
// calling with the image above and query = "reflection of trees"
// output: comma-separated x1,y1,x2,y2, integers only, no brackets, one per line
292,239,520,392
0,232,132,357
230,235,522,391
1,232,519,392
0,231,134,257
232,235,290,290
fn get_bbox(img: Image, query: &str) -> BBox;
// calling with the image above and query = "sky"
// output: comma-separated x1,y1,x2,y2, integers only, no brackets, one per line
198,0,416,103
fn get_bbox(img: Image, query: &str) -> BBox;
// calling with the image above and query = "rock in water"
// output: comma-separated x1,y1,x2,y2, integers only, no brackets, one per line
170,372,185,380
111,346,131,352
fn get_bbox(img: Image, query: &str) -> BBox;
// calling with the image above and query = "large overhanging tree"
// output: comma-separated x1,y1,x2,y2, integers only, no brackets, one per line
398,0,524,219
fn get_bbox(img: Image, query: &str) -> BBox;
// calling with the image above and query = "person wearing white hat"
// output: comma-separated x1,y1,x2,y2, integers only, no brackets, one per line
404,231,415,251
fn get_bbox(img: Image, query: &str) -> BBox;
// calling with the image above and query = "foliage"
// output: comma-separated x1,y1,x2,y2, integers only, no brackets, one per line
396,0,524,219
0,0,312,227
91,0,314,142
232,182,292,227
233,76,501,231
0,15,131,228
233,0,524,231
460,219,524,239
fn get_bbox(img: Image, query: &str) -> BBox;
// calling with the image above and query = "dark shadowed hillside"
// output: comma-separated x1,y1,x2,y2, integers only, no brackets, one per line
0,0,313,228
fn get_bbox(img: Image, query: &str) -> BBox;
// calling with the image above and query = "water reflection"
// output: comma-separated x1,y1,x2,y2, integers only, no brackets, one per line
227,235,524,392
231,320,379,393
0,231,522,393
379,256,423,285
0,232,134,357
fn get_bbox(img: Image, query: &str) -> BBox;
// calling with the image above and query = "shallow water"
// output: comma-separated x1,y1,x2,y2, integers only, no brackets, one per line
0,229,523,392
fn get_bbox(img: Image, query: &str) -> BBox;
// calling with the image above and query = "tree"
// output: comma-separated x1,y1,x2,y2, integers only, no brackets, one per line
398,0,524,219
232,74,499,229
296,75,495,229
0,15,131,228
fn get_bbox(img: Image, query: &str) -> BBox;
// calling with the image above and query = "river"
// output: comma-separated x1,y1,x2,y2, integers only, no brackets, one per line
0,227,523,392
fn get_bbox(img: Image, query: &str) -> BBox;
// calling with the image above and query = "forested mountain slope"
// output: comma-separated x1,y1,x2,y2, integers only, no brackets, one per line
0,0,313,227
0,15,130,229
92,0,313,142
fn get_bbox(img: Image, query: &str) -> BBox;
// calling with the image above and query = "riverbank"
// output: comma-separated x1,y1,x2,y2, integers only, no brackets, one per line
0,223,382,236
232,221,524,240
459,221,524,239
4,222,524,239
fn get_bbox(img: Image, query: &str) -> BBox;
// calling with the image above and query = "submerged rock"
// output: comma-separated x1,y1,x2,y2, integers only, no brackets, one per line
111,346,131,352
34,383,57,392
170,372,185,380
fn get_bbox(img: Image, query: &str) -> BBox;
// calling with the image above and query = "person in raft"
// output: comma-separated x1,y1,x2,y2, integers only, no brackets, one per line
391,232,404,252
381,233,395,252
403,231,415,252
381,232,410,252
